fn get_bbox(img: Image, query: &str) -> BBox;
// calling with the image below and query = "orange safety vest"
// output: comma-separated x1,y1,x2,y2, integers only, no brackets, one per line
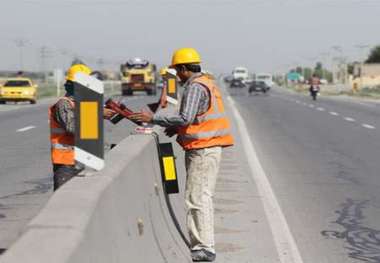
49,97,75,165
177,75,234,150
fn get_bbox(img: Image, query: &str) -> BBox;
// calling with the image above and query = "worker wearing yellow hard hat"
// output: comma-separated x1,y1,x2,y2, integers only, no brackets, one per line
157,67,169,108
171,47,202,66
159,66,169,76
130,48,234,262
49,61,115,191
66,64,92,82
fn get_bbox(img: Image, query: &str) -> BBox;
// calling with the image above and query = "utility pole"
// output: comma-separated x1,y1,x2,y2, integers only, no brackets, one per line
355,44,370,89
40,46,52,82
320,52,331,83
14,39,28,71
59,49,71,68
331,46,343,84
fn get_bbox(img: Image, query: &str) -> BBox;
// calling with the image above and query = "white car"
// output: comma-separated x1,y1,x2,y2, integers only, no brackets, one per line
232,67,249,82
256,73,274,88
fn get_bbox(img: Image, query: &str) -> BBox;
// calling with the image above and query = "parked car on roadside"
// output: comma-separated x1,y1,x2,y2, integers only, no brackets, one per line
0,78,37,104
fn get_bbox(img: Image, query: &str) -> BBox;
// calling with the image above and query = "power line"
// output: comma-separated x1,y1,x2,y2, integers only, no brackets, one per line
39,46,53,80
13,38,29,71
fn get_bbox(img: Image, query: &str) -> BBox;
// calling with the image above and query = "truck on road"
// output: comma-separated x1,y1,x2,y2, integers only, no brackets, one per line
232,67,249,82
120,58,157,96
256,73,274,88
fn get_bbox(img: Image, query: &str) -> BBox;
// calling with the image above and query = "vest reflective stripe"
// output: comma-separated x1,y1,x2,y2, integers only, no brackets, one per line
49,97,75,165
194,112,227,124
51,143,74,150
180,128,231,140
177,75,234,150
181,117,231,135
51,127,67,134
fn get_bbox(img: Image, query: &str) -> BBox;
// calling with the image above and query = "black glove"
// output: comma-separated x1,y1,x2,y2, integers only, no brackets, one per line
164,127,177,137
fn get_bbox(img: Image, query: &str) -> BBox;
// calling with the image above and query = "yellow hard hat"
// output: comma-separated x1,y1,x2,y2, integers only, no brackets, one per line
160,66,169,76
171,48,201,66
66,64,92,81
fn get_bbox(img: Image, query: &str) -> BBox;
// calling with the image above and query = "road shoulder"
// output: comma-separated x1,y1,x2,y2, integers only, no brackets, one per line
212,93,280,262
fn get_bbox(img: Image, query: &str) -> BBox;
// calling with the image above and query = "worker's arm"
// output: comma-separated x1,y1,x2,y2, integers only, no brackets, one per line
151,83,209,128
55,99,115,134
158,85,168,108
55,99,75,134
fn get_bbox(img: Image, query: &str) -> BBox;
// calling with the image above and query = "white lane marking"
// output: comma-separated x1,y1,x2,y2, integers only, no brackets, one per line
355,101,376,108
17,126,36,132
309,104,315,108
329,112,339,116
317,107,325,111
344,117,356,122
362,124,376,129
227,96,304,263
295,100,300,104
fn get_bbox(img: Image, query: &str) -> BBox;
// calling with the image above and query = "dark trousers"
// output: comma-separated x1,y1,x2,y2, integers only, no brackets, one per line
53,164,84,191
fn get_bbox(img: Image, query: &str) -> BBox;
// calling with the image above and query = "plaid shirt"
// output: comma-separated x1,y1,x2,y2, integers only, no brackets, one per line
54,95,75,134
152,73,210,128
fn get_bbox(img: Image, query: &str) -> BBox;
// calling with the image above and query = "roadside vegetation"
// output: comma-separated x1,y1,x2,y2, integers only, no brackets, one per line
37,82,63,99
341,86,380,99
284,83,380,100
366,46,380,63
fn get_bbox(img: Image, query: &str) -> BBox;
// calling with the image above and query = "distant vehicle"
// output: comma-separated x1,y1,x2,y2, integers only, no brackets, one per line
245,73,255,84
224,75,233,83
256,73,274,88
232,67,249,82
310,85,320,101
120,58,157,96
249,80,269,94
0,78,37,104
229,78,246,89
320,79,328,85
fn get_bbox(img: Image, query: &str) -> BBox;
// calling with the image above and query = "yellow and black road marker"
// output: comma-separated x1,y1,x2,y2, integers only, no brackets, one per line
164,70,178,106
74,72,104,171
158,142,179,194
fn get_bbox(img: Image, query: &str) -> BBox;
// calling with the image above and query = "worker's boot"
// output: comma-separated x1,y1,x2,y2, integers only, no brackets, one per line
191,249,216,262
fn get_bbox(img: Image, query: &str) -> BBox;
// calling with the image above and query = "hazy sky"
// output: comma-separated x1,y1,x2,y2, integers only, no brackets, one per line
0,0,379,73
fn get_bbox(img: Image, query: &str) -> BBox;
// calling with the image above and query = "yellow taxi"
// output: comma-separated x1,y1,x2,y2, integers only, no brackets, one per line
0,78,37,104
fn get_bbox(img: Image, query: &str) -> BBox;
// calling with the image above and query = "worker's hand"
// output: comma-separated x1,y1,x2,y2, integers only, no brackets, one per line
129,110,154,123
158,86,168,108
164,127,177,137
103,108,116,120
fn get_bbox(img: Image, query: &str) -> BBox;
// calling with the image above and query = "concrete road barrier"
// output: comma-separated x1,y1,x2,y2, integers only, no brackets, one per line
0,133,190,263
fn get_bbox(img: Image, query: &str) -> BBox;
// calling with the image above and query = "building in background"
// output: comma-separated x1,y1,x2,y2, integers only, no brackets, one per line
351,63,380,89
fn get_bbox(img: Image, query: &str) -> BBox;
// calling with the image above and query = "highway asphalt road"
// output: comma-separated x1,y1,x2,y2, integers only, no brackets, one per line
2,84,380,262
0,93,159,252
229,85,380,262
